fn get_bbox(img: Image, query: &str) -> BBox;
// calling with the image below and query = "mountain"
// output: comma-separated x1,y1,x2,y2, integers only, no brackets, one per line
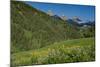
11,1,95,66
78,21,95,27
67,18,95,27
11,1,83,53
51,15,62,20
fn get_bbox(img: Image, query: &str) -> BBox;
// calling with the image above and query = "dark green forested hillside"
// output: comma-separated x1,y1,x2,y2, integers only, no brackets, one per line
11,1,95,66
11,1,82,53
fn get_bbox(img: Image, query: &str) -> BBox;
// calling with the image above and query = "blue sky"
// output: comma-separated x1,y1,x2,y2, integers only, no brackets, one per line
25,1,95,22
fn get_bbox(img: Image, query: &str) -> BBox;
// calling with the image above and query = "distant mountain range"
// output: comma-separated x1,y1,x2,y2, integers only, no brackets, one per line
50,14,95,27
11,1,95,52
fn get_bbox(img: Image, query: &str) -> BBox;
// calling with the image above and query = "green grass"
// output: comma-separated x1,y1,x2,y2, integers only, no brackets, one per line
11,1,82,53
11,1,95,67
11,38,95,67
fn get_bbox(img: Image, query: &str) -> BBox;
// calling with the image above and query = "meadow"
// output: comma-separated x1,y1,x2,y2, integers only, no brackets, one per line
11,1,95,67
11,38,95,66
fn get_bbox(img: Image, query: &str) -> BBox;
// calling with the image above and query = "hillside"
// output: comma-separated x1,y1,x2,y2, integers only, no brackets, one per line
11,38,95,66
11,1,95,67
11,1,82,53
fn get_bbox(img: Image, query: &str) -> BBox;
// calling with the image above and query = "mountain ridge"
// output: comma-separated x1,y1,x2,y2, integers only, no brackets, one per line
11,1,93,53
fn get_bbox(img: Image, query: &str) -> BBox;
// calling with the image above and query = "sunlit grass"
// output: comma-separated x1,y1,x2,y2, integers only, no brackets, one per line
11,38,95,66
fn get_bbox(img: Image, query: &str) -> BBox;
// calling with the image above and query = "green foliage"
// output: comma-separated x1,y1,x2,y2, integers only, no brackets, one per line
11,38,95,66
80,25,95,38
11,1,82,52
11,1,95,67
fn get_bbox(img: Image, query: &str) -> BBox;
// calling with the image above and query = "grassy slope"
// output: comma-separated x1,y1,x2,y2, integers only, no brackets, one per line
11,1,95,67
11,38,95,66
11,1,82,53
